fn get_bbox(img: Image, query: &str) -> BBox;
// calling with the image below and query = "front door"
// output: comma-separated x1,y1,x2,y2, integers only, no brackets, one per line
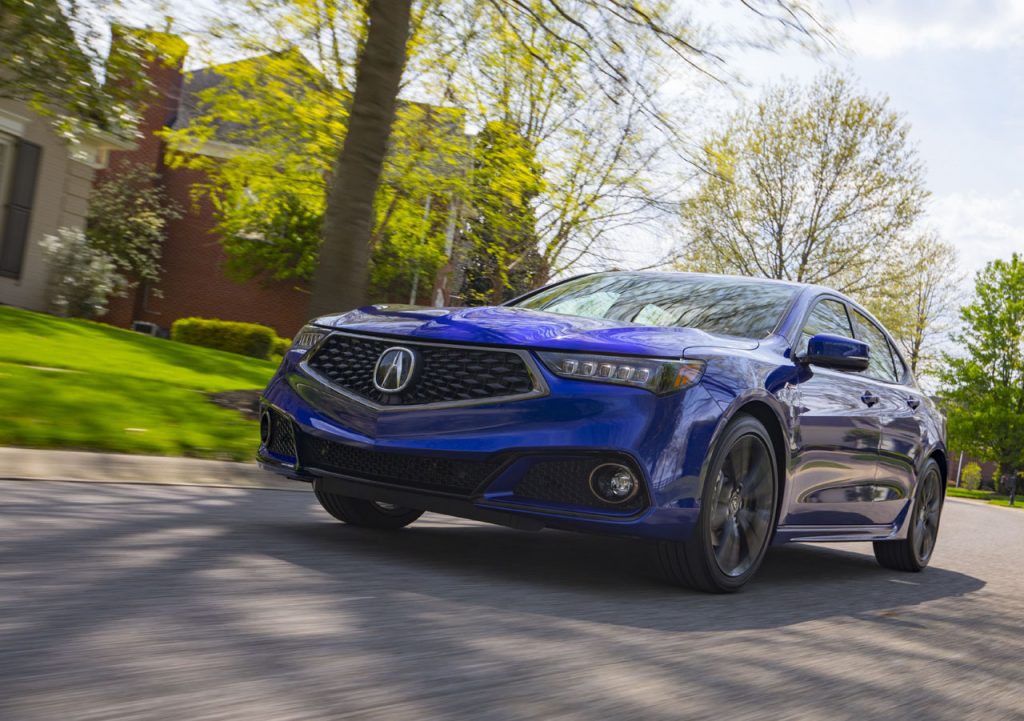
783,297,883,526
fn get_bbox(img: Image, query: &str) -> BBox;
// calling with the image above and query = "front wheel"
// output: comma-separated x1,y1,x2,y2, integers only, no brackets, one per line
873,459,944,572
657,415,779,593
314,486,423,530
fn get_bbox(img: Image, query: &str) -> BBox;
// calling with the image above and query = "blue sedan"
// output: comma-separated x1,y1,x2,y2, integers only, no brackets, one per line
259,272,946,592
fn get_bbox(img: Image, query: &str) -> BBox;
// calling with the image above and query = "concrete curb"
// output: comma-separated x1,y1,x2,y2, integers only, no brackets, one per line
0,447,308,492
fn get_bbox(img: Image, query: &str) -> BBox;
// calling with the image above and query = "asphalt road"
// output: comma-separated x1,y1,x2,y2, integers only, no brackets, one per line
1,480,1022,721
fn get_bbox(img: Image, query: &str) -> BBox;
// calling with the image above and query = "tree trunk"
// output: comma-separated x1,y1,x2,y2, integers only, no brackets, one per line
308,0,412,318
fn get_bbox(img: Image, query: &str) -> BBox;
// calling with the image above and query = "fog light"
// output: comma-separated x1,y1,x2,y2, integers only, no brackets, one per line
589,463,639,503
259,409,272,446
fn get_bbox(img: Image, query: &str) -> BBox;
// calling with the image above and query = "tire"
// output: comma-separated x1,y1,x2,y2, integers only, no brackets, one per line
314,486,424,530
873,458,944,572
657,414,779,593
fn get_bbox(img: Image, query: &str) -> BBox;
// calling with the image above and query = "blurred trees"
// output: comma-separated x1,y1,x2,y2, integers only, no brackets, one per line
167,0,831,311
87,163,182,287
0,0,181,138
680,73,928,295
678,73,958,375
940,254,1024,498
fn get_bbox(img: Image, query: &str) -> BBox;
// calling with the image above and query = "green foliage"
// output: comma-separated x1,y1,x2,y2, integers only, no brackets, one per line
0,305,275,460
961,463,982,491
940,254,1024,482
171,317,279,360
272,336,291,357
461,121,544,305
864,233,961,378
87,162,182,285
680,73,929,297
163,41,471,302
40,227,124,319
0,5,185,139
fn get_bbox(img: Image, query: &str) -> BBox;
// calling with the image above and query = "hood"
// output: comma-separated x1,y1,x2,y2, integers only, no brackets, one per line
314,305,758,357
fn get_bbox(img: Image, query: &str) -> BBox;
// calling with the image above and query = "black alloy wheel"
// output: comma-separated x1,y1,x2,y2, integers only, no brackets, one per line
657,414,779,593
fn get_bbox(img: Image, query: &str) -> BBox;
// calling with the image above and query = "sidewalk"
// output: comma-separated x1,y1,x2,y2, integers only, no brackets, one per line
0,446,306,491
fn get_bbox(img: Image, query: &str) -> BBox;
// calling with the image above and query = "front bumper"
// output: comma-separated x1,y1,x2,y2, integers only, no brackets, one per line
258,350,725,541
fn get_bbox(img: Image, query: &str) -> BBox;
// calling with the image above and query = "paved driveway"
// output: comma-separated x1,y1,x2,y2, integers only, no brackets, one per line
1,480,1021,720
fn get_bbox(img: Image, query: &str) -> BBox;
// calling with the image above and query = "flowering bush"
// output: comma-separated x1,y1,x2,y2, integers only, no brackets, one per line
40,228,124,319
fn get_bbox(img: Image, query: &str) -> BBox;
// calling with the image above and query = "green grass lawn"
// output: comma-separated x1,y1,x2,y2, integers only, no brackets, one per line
0,306,278,460
947,486,1023,509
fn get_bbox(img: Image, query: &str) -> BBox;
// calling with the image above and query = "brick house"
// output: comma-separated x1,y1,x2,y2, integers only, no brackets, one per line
99,39,313,338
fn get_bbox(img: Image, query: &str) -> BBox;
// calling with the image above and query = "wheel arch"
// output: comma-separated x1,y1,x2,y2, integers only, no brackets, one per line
708,393,792,526
926,447,949,496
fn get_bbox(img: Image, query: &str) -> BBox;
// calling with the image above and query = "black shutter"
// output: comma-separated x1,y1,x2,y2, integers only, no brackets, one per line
0,139,42,278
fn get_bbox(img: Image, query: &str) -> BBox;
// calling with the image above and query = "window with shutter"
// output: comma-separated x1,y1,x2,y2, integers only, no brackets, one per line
0,138,42,279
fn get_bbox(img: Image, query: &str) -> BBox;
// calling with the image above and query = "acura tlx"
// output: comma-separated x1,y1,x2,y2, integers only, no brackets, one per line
258,271,946,592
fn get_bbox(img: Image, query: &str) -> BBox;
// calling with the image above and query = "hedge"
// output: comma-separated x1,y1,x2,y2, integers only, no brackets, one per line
271,336,291,358
171,317,281,360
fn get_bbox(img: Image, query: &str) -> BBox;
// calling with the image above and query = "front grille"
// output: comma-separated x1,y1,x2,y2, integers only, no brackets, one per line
305,333,536,406
514,458,647,512
265,408,296,460
297,433,502,497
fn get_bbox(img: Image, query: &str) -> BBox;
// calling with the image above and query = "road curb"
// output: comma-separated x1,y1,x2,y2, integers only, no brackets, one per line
0,446,307,492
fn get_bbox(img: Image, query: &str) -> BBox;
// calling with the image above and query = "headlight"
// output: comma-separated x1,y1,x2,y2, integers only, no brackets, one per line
291,324,327,353
536,351,705,394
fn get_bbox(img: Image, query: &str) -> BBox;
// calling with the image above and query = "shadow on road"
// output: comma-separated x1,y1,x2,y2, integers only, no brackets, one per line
270,510,985,632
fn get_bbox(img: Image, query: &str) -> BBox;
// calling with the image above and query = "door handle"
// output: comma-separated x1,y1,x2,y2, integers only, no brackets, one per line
906,397,921,410
861,391,880,407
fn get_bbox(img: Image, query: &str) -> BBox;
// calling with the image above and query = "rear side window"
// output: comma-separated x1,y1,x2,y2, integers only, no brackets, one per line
798,299,853,355
850,310,900,383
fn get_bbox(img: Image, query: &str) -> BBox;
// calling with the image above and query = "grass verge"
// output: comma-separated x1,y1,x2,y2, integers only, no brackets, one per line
0,306,277,460
947,487,1023,509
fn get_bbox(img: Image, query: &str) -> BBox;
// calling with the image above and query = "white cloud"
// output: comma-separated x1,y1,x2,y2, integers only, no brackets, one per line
836,0,1024,59
927,189,1024,275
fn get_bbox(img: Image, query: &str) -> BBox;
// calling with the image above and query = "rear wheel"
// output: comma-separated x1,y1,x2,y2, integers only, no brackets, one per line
657,415,779,593
874,459,943,572
314,486,423,530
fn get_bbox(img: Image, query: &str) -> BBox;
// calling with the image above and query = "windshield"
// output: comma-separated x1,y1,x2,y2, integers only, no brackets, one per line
512,273,798,339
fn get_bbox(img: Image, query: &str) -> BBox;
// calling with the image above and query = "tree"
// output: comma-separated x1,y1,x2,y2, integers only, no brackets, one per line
867,233,962,378
679,73,928,298
306,0,831,316
460,120,544,305
86,163,182,286
308,0,412,316
0,0,178,138
940,254,1024,501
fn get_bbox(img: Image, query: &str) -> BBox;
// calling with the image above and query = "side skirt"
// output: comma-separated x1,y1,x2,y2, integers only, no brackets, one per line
772,523,899,544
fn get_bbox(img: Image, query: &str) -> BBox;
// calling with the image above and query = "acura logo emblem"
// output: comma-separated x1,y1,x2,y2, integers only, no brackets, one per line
373,347,417,393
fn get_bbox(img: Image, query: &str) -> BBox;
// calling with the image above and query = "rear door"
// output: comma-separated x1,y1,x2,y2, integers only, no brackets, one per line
784,297,883,526
848,309,922,523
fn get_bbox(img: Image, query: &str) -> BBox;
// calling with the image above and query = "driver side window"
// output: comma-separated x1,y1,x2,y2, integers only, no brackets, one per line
799,298,854,355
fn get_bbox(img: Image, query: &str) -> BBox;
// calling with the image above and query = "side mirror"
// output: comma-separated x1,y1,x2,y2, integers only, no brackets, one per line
796,334,869,372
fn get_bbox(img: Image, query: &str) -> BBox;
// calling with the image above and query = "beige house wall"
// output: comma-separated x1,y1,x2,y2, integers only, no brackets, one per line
0,98,96,313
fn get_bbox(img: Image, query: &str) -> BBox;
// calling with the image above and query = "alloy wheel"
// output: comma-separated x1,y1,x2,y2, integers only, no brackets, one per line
914,468,942,563
709,434,775,577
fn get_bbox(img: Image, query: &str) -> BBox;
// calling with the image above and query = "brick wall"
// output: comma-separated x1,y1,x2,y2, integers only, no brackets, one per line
98,32,312,339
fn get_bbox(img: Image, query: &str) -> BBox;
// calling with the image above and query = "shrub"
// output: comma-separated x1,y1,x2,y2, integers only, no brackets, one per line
272,336,291,357
40,227,125,319
961,462,982,491
171,317,277,360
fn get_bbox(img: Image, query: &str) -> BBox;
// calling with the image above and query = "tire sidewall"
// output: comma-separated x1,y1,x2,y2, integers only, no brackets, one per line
697,415,779,591
908,459,943,567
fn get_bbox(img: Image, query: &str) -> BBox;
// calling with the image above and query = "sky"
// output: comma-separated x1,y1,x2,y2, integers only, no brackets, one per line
726,0,1024,278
